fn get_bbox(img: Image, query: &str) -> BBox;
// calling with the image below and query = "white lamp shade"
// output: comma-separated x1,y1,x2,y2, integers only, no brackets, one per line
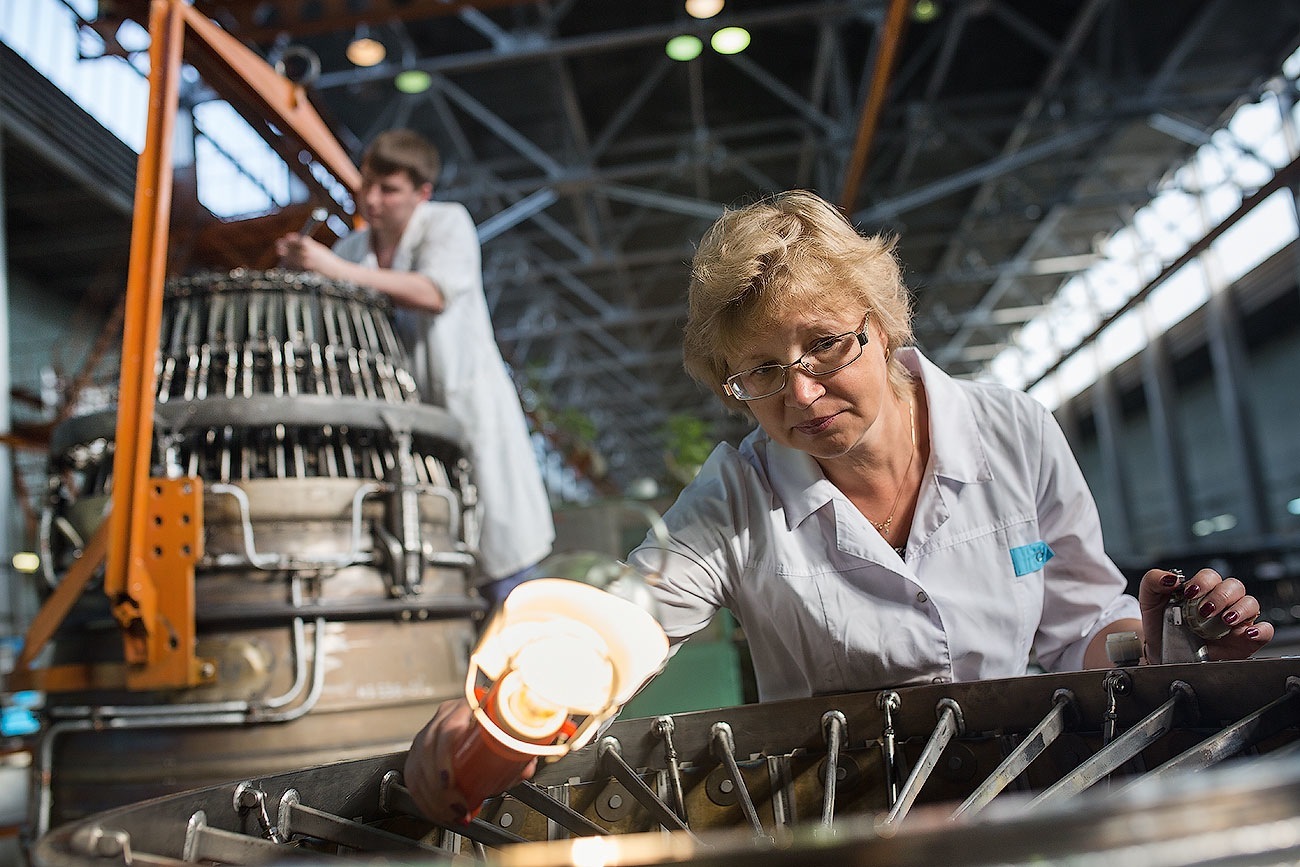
467,578,669,754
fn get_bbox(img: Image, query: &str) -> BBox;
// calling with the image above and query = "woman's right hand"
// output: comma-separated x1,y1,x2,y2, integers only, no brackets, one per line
403,698,541,826
402,699,480,826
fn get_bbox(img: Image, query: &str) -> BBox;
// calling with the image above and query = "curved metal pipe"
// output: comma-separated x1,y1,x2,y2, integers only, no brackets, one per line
34,616,329,838
207,481,464,573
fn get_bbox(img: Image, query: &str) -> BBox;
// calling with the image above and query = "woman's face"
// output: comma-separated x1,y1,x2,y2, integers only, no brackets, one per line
728,306,891,466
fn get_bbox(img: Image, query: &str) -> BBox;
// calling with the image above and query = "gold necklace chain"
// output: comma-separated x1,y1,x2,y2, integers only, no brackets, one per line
871,398,916,537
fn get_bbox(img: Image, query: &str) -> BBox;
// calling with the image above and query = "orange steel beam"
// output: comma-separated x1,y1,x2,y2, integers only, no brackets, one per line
11,523,110,677
191,0,537,43
102,0,186,672
13,0,358,693
839,0,910,214
179,2,361,206
120,477,208,690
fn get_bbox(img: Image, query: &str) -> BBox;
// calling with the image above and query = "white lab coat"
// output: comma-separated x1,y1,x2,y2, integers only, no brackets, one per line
335,201,555,581
628,348,1138,701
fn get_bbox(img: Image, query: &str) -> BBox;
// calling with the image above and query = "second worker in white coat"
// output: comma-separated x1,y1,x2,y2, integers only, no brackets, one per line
276,128,554,604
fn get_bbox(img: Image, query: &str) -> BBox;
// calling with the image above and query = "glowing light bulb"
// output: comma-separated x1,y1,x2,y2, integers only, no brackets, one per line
912,0,941,23
685,0,724,19
710,26,750,55
493,670,569,741
666,34,704,62
11,553,38,574
394,70,432,94
346,26,386,67
451,578,668,816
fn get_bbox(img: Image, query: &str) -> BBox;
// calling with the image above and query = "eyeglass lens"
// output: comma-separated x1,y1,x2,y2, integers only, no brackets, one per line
731,331,862,399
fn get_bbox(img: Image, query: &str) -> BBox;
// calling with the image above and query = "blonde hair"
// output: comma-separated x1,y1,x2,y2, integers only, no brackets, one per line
683,190,914,413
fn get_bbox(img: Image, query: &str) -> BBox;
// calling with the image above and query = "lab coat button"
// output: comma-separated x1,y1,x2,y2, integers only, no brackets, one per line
931,676,948,684
916,591,928,604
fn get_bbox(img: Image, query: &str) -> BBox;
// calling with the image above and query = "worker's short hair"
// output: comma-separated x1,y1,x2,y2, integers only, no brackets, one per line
362,129,442,188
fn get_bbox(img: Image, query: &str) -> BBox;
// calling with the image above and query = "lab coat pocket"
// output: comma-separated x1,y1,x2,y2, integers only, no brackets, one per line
1003,533,1048,667
1009,540,1054,577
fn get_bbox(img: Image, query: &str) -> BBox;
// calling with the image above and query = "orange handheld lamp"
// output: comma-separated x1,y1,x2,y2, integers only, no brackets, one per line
450,577,669,815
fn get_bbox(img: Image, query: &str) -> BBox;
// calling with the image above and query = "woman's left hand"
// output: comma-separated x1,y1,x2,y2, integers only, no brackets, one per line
1138,568,1273,664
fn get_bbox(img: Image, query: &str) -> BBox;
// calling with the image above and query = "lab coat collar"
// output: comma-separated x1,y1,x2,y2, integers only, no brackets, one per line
759,348,992,533
759,434,838,532
897,348,993,486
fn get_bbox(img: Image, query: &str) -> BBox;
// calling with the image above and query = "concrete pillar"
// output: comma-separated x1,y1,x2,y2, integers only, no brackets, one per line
1091,365,1134,555
0,115,14,636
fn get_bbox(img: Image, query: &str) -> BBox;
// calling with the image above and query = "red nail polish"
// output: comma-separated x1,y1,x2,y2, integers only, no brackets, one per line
1198,600,1216,618
1185,584,1201,598
1161,572,1179,587
1222,610,1239,625
1247,626,1261,639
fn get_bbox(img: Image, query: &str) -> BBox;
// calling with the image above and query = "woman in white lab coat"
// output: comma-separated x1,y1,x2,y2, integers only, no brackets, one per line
400,189,1271,824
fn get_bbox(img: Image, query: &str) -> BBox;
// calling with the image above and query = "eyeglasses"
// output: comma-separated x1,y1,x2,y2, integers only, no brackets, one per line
723,316,870,401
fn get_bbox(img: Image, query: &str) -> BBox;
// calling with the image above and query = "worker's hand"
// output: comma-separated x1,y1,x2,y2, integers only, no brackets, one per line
275,232,338,275
402,699,537,827
1138,568,1272,664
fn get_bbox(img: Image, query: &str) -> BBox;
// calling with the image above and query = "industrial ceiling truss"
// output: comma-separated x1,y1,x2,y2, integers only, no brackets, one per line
94,0,1300,488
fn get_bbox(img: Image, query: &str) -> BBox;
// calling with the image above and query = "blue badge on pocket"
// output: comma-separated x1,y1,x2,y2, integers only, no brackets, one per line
1009,541,1054,577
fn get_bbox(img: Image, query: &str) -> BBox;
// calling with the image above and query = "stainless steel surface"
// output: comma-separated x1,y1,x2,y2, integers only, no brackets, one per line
951,688,1075,819
31,657,1300,867
881,698,963,828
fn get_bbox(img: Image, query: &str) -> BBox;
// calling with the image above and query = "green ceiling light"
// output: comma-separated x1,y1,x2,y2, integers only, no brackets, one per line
395,69,433,93
665,34,704,62
685,0,724,19
912,0,941,23
710,26,750,55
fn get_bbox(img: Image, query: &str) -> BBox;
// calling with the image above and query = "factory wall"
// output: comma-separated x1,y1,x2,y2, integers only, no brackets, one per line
3,271,112,637
1060,240,1300,631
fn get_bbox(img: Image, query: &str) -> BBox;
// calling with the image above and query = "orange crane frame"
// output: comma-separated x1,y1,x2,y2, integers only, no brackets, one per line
9,0,360,692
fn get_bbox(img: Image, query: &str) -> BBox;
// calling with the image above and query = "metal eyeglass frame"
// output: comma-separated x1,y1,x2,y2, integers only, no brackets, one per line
723,315,870,401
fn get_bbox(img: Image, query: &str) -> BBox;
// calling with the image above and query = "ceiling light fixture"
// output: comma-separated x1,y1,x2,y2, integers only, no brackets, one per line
912,0,941,23
710,26,750,54
394,69,432,93
685,0,725,19
346,24,386,67
665,34,704,62
11,552,39,574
